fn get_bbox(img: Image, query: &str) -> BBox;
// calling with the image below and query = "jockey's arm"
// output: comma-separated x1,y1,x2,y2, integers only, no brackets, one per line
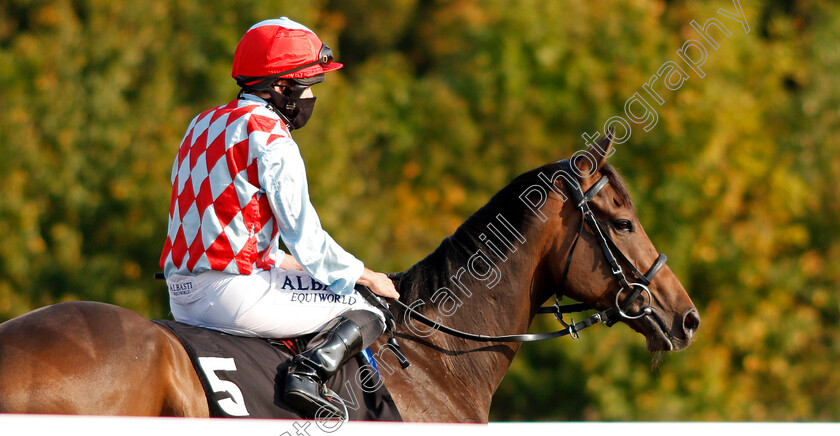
259,140,399,300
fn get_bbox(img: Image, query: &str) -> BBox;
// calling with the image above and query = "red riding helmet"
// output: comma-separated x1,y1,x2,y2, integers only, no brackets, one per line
232,17,343,88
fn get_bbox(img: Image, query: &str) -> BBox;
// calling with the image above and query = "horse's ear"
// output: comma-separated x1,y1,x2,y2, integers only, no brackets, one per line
572,127,615,177
594,127,616,169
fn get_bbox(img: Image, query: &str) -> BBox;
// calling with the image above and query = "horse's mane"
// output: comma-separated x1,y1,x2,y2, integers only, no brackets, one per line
394,160,635,304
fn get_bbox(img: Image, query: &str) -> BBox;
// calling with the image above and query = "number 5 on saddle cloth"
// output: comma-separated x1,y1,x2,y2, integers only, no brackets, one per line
153,319,402,420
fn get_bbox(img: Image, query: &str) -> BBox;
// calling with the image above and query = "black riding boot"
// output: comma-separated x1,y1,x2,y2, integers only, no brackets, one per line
283,311,383,419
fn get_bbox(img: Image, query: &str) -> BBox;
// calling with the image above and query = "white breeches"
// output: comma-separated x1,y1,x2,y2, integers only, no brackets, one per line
166,268,385,338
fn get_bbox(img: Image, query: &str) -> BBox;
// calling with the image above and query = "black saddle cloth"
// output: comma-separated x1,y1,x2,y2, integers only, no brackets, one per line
153,320,402,420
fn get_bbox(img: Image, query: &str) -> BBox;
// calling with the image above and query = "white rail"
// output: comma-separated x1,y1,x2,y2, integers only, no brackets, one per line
0,414,836,436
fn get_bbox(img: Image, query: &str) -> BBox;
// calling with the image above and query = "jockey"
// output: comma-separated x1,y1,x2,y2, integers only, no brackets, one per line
159,17,399,419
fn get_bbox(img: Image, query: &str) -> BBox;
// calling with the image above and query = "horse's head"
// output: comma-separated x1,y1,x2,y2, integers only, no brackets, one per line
545,135,699,352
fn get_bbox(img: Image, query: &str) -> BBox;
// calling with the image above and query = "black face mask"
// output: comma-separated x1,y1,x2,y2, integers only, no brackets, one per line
289,97,316,130
265,86,316,131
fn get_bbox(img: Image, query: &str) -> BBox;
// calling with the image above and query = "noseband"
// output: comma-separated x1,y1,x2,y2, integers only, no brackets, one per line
358,159,668,346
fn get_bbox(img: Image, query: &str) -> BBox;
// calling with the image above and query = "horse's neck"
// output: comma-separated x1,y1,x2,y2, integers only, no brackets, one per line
382,217,558,421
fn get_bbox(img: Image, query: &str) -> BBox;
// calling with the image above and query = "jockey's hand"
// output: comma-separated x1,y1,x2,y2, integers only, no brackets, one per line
358,268,400,300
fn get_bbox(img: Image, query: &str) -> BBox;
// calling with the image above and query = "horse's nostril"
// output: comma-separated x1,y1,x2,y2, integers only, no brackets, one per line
683,309,700,336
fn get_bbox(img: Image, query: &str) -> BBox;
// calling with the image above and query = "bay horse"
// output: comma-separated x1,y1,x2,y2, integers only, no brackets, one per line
0,136,699,421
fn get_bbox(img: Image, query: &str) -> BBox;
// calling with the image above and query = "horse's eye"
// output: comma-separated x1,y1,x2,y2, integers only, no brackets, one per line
614,219,633,232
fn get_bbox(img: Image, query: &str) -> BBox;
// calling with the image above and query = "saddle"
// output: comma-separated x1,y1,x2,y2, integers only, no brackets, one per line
153,320,402,420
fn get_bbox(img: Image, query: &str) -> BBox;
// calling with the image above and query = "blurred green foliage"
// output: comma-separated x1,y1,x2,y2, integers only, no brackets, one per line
0,0,838,421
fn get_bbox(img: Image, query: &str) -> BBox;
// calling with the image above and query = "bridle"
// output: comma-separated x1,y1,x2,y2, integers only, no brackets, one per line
554,159,667,329
361,159,669,350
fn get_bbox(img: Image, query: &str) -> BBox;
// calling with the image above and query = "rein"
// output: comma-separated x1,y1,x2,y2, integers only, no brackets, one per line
361,159,668,345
